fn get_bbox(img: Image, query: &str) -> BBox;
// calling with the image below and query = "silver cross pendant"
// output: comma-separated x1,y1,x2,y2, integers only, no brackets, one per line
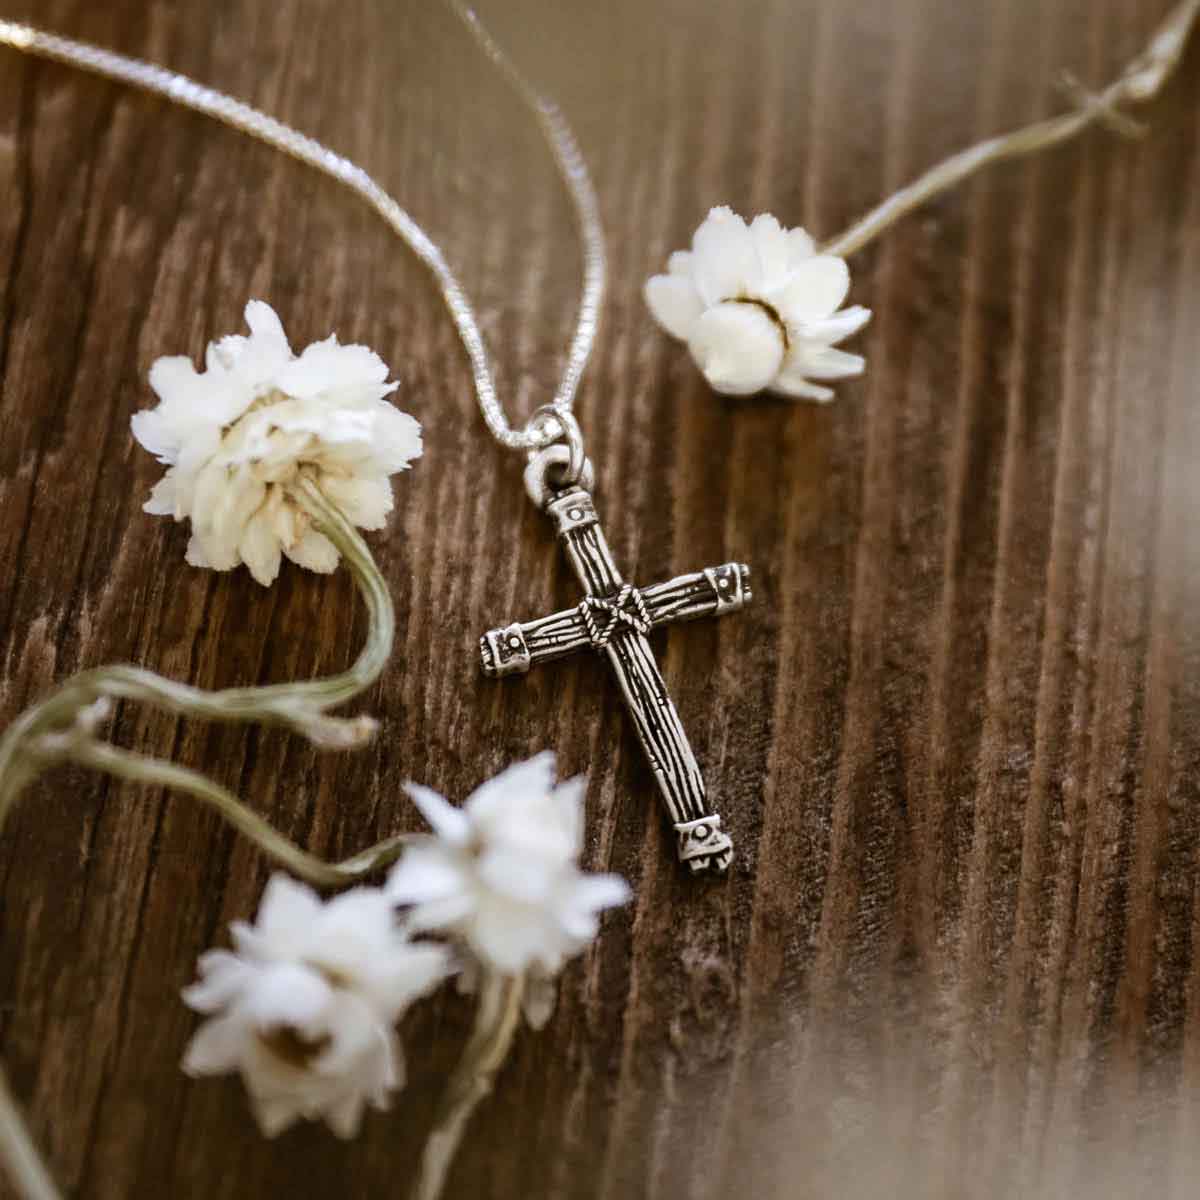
480,484,752,875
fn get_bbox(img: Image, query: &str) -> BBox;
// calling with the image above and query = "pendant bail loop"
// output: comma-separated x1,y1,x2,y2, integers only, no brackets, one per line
525,406,587,480
523,405,590,508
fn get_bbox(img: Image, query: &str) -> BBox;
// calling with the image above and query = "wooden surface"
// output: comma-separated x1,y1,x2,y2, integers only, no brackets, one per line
1,1,1198,1196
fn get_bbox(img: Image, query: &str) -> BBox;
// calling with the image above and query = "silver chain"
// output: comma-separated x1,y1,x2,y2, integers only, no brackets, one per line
0,4,606,455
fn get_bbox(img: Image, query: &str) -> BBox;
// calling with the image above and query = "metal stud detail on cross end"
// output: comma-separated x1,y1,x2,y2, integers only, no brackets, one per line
675,815,734,875
480,623,531,677
703,563,753,614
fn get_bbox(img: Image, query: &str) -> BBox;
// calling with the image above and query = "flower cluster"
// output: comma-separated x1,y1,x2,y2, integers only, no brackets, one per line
183,755,629,1135
132,301,422,586
387,752,630,1026
644,206,871,401
183,876,449,1138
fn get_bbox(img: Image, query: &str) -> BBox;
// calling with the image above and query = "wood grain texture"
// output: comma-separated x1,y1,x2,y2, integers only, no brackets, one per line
0,1,1198,1196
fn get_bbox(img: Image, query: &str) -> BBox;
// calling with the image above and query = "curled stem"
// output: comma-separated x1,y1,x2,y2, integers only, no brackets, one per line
821,0,1200,258
413,972,526,1200
53,739,413,887
0,1074,58,1200
0,476,392,826
0,480,401,1200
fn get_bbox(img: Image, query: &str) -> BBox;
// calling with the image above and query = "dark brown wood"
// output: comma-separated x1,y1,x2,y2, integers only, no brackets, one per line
0,1,1198,1196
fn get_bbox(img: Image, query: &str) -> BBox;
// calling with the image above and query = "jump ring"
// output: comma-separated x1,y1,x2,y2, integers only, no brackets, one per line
524,406,564,448
525,405,586,486
524,444,595,509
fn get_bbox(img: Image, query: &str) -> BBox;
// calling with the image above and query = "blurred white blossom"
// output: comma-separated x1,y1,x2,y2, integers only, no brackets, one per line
644,206,871,401
133,300,422,586
182,874,449,1139
386,754,630,984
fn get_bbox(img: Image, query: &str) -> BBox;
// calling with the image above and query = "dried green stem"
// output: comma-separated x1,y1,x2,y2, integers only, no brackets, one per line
821,0,1200,258
412,972,526,1200
0,479,400,1200
56,739,413,886
0,477,392,825
0,1074,59,1200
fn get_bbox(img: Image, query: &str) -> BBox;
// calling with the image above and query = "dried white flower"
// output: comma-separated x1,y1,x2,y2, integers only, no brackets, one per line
386,753,630,981
644,206,871,401
132,300,422,586
182,874,449,1139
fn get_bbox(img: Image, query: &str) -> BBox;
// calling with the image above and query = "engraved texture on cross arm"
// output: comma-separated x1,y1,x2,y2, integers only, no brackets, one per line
479,562,752,676
480,622,532,677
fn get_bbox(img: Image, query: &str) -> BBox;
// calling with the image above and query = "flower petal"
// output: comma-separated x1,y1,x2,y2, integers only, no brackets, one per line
182,1013,245,1076
769,370,835,403
801,348,866,380
667,250,693,276
285,529,340,573
239,510,283,587
249,1093,302,1139
686,302,785,396
244,963,332,1033
366,942,452,1014
558,873,631,941
387,847,468,910
786,226,817,264
207,300,293,387
771,255,851,323
404,783,471,845
405,890,477,933
276,338,391,399
244,300,291,352
569,872,632,914
184,534,213,570
522,973,558,1030
801,304,872,345
644,274,704,341
371,408,423,474
143,473,178,517
324,1089,368,1140
749,213,794,292
690,206,762,306
552,775,587,856
468,899,551,974
477,847,557,904
319,475,394,530
182,949,252,1013
465,752,557,828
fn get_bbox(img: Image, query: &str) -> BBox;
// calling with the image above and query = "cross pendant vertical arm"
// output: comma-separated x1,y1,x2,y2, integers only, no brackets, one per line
480,486,750,875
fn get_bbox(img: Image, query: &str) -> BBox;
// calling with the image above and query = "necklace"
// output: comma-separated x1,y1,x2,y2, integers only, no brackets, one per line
0,5,751,876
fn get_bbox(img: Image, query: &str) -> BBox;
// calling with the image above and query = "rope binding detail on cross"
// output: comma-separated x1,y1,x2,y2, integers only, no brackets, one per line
577,585,652,649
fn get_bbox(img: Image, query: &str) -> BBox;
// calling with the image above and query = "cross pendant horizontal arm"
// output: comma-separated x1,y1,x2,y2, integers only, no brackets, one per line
479,486,752,875
479,561,752,677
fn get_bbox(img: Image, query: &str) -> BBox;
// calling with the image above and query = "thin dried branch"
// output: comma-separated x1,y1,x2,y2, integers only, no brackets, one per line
413,972,526,1200
821,0,1200,258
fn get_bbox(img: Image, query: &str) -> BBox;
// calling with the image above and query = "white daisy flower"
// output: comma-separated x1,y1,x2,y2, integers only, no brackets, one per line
182,874,449,1139
644,206,872,401
132,300,422,586
386,753,630,982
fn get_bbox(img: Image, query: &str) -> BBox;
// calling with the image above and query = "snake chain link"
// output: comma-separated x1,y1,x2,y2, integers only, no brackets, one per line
0,3,606,454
